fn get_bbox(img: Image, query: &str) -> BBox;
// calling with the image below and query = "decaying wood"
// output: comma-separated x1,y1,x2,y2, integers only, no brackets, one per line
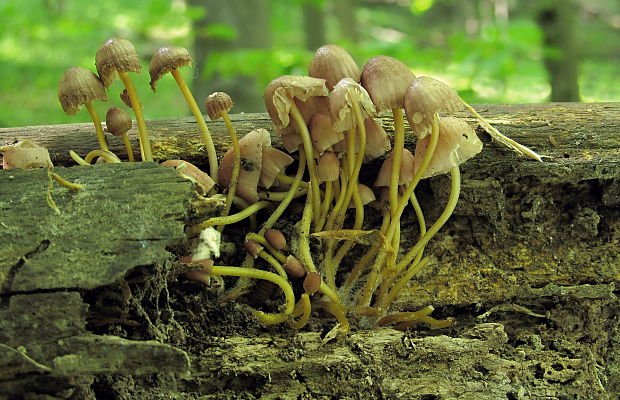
0,103,619,399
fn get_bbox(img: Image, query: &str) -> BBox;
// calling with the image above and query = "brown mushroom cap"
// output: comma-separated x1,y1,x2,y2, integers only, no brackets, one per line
309,113,343,153
374,148,415,187
263,75,328,131
1,140,52,170
259,147,294,189
348,183,376,208
303,272,322,295
404,76,464,138
309,44,361,90
330,77,376,132
161,159,215,195
284,255,306,278
205,91,234,121
149,45,192,91
218,128,270,203
317,151,340,182
95,37,142,88
361,55,416,111
413,117,483,178
264,229,287,250
105,107,132,136
58,66,107,115
363,117,392,162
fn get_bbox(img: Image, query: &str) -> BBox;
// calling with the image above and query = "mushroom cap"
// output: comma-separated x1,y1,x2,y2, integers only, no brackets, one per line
330,77,376,132
363,117,391,162
404,76,464,138
317,151,340,182
149,45,192,91
58,66,107,115
161,159,215,195
218,128,270,203
284,255,306,278
244,239,264,259
309,44,361,90
263,75,328,130
265,229,287,250
95,37,142,88
205,91,234,121
259,146,294,189
309,113,343,153
348,183,376,208
374,148,415,187
105,106,132,136
361,55,416,111
413,117,482,178
1,139,52,170
119,89,133,108
303,272,322,295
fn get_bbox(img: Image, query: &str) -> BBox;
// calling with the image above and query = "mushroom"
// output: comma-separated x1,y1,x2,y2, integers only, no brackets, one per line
263,75,329,227
205,91,238,227
404,76,542,161
150,45,219,181
361,55,416,216
161,159,215,195
105,107,135,162
96,37,153,162
309,44,361,90
58,66,109,152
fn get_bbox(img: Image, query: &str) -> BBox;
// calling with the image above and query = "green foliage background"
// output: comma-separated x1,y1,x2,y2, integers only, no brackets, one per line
0,0,618,128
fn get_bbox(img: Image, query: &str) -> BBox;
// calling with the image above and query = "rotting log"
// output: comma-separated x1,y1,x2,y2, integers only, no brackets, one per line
0,103,619,399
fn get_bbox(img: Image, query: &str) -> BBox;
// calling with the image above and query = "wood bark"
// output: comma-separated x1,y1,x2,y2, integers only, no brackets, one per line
0,103,619,399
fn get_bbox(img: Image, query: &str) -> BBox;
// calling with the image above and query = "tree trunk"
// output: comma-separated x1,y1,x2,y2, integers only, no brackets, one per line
303,1,327,51
537,0,581,101
332,0,359,44
1,103,619,399
188,0,272,112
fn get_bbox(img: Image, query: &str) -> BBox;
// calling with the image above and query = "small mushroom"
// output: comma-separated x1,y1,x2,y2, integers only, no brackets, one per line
150,46,219,181
161,159,215,195
105,107,135,162
1,140,52,169
58,66,109,152
96,37,153,162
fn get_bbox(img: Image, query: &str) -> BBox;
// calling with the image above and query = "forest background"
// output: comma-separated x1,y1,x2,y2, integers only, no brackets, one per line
0,0,618,128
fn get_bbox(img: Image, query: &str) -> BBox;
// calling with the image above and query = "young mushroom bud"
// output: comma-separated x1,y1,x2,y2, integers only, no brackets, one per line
205,91,234,121
309,44,361,90
284,255,306,278
58,66,109,152
244,239,264,259
303,272,322,295
264,229,287,251
105,107,135,162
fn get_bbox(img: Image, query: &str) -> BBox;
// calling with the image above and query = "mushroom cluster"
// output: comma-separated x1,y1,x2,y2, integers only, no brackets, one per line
56,39,542,332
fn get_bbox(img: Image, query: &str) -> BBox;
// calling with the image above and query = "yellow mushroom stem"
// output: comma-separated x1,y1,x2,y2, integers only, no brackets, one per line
258,187,307,201
291,293,312,329
199,200,271,228
209,265,295,325
297,186,342,304
245,232,287,264
218,109,240,233
289,102,321,228
84,102,109,152
118,71,153,162
377,304,434,326
118,132,135,162
69,149,122,166
388,108,405,215
170,68,218,182
380,166,461,310
276,173,309,189
257,249,287,278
